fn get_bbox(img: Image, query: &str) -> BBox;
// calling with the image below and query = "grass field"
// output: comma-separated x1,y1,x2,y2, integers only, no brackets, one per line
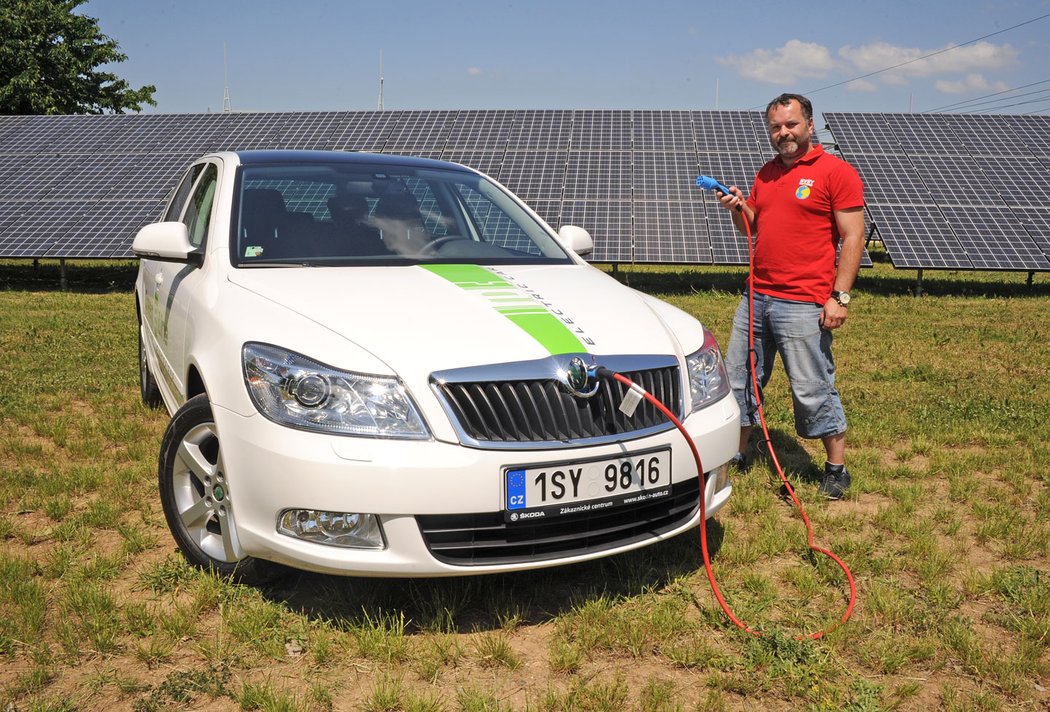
0,258,1048,711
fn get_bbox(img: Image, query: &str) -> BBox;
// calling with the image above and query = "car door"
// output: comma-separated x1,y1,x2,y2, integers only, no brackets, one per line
146,161,219,403
141,163,200,397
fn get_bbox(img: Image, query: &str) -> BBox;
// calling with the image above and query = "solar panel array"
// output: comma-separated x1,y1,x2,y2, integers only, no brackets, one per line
0,109,795,263
825,112,1050,271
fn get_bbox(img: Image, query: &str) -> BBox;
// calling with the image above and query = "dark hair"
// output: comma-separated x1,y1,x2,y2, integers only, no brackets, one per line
766,93,813,121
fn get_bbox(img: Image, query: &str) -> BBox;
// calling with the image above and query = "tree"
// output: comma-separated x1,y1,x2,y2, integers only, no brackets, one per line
0,0,156,115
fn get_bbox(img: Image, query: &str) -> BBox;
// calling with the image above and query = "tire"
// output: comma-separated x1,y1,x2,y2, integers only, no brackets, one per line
138,323,163,409
158,393,283,584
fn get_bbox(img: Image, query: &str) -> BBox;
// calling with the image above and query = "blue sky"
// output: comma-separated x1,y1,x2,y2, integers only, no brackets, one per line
84,0,1050,127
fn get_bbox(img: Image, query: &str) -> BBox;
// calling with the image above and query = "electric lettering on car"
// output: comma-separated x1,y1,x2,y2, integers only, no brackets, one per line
422,264,596,352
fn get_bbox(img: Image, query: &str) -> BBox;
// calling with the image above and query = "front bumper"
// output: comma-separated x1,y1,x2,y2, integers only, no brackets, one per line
213,393,738,576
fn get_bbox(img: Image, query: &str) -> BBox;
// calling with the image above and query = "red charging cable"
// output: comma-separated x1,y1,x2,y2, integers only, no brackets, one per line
606,206,857,640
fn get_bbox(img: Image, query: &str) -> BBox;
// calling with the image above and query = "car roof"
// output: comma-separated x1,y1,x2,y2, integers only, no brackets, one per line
217,149,472,173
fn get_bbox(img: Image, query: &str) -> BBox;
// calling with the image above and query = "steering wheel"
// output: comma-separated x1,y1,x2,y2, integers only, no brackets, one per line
418,235,469,255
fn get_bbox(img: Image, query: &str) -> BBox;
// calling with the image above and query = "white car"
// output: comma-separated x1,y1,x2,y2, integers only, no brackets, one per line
133,150,739,582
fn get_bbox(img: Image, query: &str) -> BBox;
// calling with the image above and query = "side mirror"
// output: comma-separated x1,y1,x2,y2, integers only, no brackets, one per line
132,222,202,265
558,225,594,257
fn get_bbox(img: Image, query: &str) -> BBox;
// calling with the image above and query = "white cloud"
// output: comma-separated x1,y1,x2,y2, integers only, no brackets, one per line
935,73,1010,94
467,67,482,76
838,41,1018,80
718,39,1019,92
717,40,835,84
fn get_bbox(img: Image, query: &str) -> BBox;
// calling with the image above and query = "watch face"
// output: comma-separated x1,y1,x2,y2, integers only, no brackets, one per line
838,292,851,305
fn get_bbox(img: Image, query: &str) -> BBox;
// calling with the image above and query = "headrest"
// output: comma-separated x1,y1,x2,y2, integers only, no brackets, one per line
242,188,287,217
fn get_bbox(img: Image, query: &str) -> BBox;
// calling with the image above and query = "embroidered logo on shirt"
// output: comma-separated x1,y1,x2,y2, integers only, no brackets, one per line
795,178,814,200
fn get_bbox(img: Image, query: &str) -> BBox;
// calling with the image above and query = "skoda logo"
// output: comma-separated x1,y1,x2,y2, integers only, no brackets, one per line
562,356,600,399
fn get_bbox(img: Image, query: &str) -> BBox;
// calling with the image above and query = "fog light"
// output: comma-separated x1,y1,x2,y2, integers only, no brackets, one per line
709,464,730,492
277,509,385,549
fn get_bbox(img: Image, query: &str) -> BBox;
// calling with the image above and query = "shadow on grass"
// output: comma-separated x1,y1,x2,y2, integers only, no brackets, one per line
605,262,1050,299
3,258,1046,299
0,259,138,293
750,428,824,483
259,519,725,634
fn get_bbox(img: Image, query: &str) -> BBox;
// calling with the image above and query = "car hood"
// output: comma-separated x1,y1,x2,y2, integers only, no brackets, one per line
226,264,692,375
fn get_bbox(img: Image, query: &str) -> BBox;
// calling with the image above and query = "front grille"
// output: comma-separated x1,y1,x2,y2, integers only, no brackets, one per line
434,364,680,446
416,477,700,566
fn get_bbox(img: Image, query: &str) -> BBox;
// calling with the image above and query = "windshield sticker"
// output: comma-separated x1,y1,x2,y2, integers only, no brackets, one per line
421,264,594,354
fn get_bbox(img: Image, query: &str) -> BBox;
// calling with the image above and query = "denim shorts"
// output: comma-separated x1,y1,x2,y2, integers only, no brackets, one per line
724,291,847,439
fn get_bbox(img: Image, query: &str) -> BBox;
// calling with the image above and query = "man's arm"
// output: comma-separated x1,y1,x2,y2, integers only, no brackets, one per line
822,206,865,330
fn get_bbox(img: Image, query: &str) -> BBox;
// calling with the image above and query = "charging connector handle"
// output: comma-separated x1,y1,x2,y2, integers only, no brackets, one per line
695,175,733,195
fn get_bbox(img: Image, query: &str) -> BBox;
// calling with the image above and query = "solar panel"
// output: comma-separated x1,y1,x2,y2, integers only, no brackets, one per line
1004,115,1050,158
498,150,567,205
441,150,506,180
1021,208,1050,256
382,110,457,155
568,110,632,151
708,217,750,266
828,112,1050,273
274,112,343,151
443,110,519,152
508,111,572,151
633,201,711,263
109,154,196,202
973,156,1050,208
846,154,932,206
0,109,1042,270
0,201,90,257
632,111,694,152
43,155,140,200
863,204,971,270
0,115,33,144
329,111,396,152
883,114,968,157
46,200,165,259
939,205,1050,271
559,199,632,263
634,152,698,202
824,113,897,156
693,111,766,153
563,151,632,202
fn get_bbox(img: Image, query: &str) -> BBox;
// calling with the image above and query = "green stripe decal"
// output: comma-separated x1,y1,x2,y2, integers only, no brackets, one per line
422,264,587,355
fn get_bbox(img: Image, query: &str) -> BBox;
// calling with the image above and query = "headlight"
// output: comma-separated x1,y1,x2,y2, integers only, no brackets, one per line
686,328,731,413
242,342,429,439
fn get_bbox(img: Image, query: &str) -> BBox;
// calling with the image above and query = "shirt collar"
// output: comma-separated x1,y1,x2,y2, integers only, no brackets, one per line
777,143,824,171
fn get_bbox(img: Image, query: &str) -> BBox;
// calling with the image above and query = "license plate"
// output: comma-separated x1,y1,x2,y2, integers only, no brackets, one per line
504,447,672,523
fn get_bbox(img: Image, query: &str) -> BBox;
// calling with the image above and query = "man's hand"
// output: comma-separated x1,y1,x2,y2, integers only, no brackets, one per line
821,299,848,330
716,186,746,212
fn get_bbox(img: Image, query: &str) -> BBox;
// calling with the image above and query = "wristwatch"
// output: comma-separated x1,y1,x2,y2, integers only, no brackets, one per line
831,290,851,307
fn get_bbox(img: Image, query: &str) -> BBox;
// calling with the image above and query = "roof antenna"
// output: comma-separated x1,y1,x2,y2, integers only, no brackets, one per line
222,42,233,113
377,49,384,111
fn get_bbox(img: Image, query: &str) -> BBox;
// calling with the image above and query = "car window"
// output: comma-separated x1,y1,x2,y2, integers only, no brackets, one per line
233,162,570,266
182,164,218,248
163,164,205,222
454,183,540,255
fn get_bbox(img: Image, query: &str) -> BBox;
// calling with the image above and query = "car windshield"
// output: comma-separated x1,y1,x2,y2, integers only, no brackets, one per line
231,162,573,266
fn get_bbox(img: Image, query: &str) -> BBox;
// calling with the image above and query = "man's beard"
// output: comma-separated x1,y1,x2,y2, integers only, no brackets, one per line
776,136,802,158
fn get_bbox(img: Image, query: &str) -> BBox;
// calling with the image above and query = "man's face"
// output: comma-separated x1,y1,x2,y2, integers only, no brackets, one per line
767,100,813,162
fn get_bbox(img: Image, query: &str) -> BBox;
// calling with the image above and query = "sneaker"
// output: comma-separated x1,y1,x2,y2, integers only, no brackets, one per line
818,463,851,500
729,452,746,470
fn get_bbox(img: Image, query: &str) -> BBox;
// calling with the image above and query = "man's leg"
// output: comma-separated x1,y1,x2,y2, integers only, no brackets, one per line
768,298,851,498
823,431,845,466
724,294,775,465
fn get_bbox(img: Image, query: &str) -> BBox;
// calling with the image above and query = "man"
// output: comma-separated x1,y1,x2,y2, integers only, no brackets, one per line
715,93,865,499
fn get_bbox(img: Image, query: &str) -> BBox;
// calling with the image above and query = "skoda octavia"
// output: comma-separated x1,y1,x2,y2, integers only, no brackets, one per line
133,150,738,581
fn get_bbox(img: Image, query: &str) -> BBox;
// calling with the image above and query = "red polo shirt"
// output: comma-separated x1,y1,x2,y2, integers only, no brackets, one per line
745,145,864,304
